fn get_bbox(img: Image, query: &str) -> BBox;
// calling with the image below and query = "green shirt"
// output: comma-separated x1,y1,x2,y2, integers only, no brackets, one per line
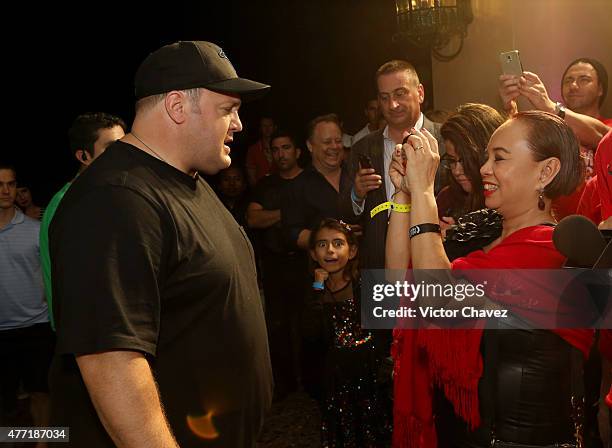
40,182,71,330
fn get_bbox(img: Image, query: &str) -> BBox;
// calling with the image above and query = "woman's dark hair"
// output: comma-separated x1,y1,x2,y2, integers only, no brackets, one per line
512,111,584,199
308,218,359,283
440,103,505,216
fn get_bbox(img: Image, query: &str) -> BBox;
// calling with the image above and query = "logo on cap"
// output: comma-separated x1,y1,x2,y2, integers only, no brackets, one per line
218,49,227,59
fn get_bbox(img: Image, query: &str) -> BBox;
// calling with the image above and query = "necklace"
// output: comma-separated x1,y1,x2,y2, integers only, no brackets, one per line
131,132,167,163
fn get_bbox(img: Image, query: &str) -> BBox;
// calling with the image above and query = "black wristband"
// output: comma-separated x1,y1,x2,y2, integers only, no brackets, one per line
409,223,441,239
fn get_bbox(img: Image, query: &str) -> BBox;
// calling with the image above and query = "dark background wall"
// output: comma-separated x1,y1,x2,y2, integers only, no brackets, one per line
4,0,432,204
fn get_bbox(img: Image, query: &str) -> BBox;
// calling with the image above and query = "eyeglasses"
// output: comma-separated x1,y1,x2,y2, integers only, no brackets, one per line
440,156,463,170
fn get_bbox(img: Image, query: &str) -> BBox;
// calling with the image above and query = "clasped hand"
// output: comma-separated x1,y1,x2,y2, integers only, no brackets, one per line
389,128,439,195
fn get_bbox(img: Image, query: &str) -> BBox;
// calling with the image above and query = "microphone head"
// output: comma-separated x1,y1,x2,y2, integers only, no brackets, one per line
553,215,607,268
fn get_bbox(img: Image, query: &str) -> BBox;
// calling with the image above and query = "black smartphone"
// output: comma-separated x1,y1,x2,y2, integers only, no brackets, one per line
359,154,373,170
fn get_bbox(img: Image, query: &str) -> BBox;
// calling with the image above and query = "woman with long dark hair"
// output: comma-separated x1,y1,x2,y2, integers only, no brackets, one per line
436,103,505,221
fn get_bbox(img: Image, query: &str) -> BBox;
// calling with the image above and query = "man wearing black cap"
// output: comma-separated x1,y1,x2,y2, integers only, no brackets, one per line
49,41,272,448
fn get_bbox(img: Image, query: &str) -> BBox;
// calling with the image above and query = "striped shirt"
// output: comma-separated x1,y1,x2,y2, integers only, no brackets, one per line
0,207,48,330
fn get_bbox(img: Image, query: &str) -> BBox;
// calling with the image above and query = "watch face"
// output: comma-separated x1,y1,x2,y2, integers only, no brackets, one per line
556,102,566,119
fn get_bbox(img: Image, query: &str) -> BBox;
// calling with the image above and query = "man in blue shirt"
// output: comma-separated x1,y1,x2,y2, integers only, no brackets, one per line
0,164,53,428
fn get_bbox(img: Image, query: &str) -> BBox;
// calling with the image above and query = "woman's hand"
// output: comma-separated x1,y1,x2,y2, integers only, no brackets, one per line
403,128,440,194
390,144,410,195
440,216,456,239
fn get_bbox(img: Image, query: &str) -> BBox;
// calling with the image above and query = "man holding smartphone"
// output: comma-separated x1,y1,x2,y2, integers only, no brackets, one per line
498,56,610,218
499,55,610,152
339,60,444,270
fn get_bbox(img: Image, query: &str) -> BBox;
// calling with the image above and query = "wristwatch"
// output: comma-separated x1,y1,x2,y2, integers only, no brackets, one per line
554,102,566,119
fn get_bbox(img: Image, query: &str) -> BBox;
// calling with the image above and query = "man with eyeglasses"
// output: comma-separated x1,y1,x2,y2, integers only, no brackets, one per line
339,59,444,270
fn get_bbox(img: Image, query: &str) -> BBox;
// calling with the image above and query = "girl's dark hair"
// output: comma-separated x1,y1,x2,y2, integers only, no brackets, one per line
440,103,505,216
308,218,359,283
511,111,584,198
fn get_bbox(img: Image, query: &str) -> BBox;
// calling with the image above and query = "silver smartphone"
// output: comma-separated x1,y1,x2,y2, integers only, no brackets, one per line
499,50,523,76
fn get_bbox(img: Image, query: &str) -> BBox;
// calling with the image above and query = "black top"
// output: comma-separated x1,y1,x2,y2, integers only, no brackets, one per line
281,165,350,249
48,142,272,448
439,330,578,448
250,173,295,254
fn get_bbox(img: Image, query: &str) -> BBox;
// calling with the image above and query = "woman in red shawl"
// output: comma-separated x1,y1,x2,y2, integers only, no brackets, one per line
386,111,594,447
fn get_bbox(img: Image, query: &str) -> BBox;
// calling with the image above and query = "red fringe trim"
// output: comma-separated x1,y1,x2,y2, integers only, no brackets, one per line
417,329,482,430
392,411,437,448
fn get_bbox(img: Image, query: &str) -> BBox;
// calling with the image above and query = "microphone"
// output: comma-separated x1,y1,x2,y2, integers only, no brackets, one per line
593,238,612,268
554,216,611,326
553,215,607,268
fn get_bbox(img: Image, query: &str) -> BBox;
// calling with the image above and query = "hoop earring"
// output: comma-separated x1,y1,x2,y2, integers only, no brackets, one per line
537,189,545,211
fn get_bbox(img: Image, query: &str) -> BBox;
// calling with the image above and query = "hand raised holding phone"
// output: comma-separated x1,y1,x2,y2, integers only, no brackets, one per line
353,154,382,201
498,50,523,115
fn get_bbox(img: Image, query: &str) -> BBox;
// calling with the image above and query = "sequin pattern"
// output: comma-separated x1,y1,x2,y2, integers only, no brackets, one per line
331,298,372,349
319,297,392,447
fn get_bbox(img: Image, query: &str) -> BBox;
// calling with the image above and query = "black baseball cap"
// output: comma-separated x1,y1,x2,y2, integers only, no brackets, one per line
134,41,270,101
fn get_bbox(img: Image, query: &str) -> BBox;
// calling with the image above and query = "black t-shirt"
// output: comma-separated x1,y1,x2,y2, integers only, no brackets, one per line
250,174,295,254
281,166,350,249
48,142,272,448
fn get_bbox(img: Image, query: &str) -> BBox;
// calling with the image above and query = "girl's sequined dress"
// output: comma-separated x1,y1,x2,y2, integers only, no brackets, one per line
302,281,391,447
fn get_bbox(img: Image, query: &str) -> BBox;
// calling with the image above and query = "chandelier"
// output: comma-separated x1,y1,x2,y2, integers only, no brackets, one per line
394,0,473,61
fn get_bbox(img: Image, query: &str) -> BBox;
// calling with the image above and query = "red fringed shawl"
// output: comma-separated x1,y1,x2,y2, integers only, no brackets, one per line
392,226,595,448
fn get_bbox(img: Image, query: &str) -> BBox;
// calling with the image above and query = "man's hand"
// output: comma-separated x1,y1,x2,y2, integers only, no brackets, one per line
519,71,556,113
353,168,381,202
498,74,521,115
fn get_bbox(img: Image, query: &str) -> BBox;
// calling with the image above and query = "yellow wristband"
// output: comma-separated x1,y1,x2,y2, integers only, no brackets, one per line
370,201,411,218
391,202,411,213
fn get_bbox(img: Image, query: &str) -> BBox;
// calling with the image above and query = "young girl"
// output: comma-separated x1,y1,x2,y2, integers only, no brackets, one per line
302,218,390,447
